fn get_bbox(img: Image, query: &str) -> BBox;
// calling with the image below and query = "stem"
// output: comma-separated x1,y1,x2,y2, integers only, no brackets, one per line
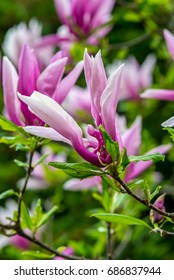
107,222,113,260
115,176,174,219
17,149,35,225
108,33,150,50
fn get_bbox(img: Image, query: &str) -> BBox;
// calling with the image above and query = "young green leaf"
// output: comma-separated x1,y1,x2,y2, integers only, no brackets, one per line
0,189,18,200
49,162,104,179
99,125,120,162
21,201,33,231
37,205,59,228
129,153,165,163
0,115,27,134
150,186,162,201
22,250,54,259
143,180,151,204
14,159,29,168
92,213,152,229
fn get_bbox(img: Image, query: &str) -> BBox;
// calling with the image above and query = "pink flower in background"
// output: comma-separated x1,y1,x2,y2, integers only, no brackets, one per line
54,247,74,260
141,29,174,101
2,19,54,69
18,147,67,189
164,29,174,61
2,45,83,126
107,55,156,101
54,0,115,45
18,50,124,166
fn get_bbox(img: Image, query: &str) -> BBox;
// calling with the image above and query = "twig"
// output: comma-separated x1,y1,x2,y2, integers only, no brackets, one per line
115,176,174,219
107,222,113,260
108,33,150,50
17,148,35,226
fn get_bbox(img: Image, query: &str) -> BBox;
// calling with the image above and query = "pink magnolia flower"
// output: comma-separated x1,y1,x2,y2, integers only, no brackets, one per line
18,50,123,167
2,19,54,68
18,50,171,169
2,45,83,126
54,0,115,45
107,55,156,100
141,29,174,101
64,117,171,190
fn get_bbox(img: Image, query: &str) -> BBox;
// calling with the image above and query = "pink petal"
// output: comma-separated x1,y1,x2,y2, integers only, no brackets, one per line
64,176,101,191
164,29,174,60
18,91,83,145
24,126,71,145
101,64,124,142
140,54,156,88
37,57,68,97
141,89,174,101
121,116,142,156
55,60,84,104
84,50,107,125
18,45,40,96
54,0,70,25
2,57,23,126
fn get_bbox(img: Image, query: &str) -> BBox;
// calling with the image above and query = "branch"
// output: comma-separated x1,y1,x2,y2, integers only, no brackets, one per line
115,176,174,219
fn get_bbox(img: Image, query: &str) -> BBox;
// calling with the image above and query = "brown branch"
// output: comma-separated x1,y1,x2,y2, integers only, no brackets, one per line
115,176,174,219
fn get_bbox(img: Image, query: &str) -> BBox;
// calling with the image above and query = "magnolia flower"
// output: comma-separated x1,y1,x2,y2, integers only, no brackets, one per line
2,45,83,126
141,29,174,101
18,50,123,167
54,0,115,45
107,55,156,100
64,117,171,190
18,50,171,171
2,19,54,68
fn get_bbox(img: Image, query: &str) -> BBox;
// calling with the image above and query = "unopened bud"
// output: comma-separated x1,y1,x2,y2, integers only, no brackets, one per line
150,194,166,225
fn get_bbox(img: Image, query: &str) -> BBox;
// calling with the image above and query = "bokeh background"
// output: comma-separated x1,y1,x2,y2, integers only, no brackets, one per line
0,0,174,259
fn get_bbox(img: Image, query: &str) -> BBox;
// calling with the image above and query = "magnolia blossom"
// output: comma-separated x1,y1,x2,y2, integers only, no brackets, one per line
2,19,54,68
64,116,171,190
18,50,171,172
18,50,123,166
2,45,83,126
54,247,74,260
141,29,174,101
107,55,156,100
54,0,115,45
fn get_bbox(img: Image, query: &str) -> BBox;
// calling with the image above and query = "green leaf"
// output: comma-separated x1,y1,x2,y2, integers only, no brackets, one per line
37,205,59,228
129,153,165,163
163,127,174,142
33,154,49,168
92,213,152,229
150,185,162,201
21,202,32,231
143,180,151,204
23,250,54,259
0,189,18,200
0,115,27,134
14,159,29,168
99,125,120,162
49,162,104,179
